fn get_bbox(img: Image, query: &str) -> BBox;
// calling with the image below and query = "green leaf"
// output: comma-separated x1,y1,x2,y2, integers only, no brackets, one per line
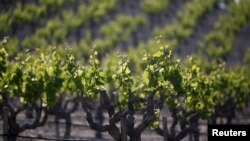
143,71,149,85
20,97,25,103
69,54,75,61
196,102,205,110
153,51,162,57
151,120,159,129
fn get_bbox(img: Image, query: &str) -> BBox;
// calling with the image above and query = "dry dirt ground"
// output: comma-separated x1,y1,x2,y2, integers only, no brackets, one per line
0,108,207,141
1,102,250,141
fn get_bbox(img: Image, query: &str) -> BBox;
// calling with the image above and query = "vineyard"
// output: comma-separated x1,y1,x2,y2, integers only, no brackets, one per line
0,0,250,141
